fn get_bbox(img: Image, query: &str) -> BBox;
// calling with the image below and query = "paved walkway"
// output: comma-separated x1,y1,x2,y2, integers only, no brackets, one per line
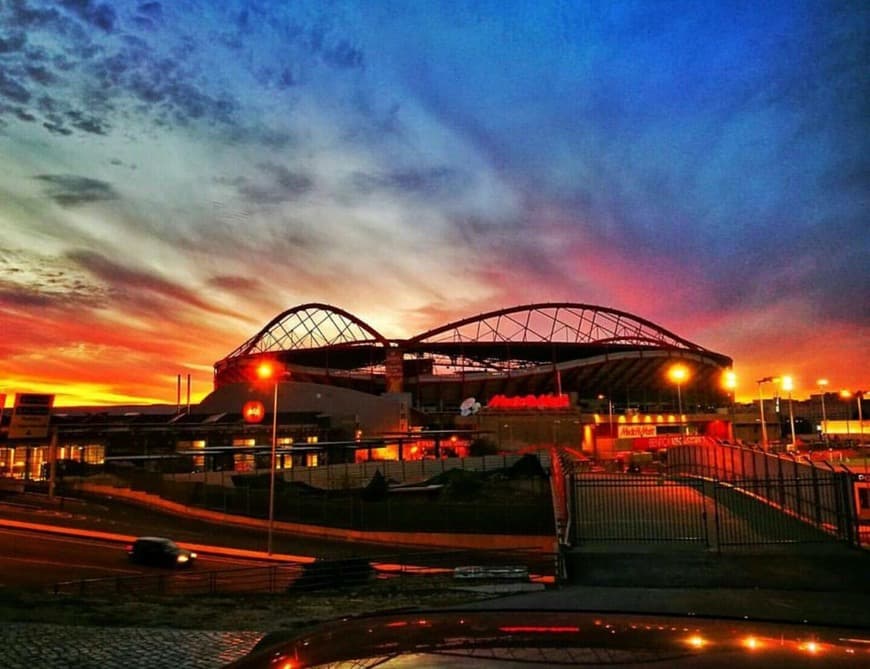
0,624,264,669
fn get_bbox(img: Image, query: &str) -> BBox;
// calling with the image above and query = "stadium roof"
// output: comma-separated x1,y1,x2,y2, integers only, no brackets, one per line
214,303,733,407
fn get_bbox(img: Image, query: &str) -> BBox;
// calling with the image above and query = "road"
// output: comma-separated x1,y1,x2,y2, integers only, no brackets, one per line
0,491,399,560
0,526,275,589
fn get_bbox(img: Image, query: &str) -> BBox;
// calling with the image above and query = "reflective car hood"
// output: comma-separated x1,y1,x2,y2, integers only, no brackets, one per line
224,609,869,668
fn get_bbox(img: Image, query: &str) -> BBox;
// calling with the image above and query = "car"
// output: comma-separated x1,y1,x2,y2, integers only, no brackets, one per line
126,536,197,568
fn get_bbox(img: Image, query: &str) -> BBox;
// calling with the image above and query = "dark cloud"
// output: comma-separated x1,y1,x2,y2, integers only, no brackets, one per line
15,108,36,122
0,30,27,53
0,248,107,309
5,1,62,30
132,2,162,30
33,174,118,206
138,2,162,19
42,121,72,135
66,249,253,322
59,0,116,33
322,40,364,69
226,163,314,205
207,275,264,294
352,167,460,197
25,64,55,84
66,108,108,134
0,71,30,104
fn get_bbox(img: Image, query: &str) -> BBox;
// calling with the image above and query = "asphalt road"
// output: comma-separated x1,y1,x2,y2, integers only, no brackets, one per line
0,491,398,560
0,526,275,588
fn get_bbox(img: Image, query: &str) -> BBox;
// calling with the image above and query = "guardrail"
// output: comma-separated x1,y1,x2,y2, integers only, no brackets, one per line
668,443,860,546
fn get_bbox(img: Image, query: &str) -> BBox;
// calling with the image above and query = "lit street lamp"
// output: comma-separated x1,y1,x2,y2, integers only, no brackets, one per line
723,370,737,442
781,375,796,451
859,391,865,449
756,376,779,451
598,395,615,446
257,361,288,555
668,364,689,444
817,379,829,447
840,390,853,443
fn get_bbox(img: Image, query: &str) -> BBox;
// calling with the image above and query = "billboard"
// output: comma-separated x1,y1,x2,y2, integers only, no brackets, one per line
8,393,54,439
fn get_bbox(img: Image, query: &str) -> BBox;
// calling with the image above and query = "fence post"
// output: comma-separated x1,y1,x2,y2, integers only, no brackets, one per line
806,458,822,525
791,455,804,518
837,467,859,547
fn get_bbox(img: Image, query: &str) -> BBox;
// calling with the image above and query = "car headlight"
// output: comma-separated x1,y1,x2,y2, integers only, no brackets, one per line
177,554,189,563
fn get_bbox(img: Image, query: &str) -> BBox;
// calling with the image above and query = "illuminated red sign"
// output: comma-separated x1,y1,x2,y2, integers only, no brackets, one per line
242,400,266,423
486,394,570,409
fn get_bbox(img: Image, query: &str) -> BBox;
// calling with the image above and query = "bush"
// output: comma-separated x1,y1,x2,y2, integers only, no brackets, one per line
289,557,373,591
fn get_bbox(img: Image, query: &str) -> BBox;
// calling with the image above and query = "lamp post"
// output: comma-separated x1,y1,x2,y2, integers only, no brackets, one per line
756,376,778,451
840,390,852,444
817,379,829,447
667,364,689,444
782,375,796,451
857,391,866,471
723,370,737,442
257,361,287,556
858,391,865,448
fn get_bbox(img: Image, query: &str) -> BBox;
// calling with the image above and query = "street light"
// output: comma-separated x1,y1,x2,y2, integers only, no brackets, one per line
667,364,689,443
858,391,865,449
756,376,779,451
257,360,287,556
723,370,737,442
597,394,614,444
817,379,829,447
840,390,853,443
781,375,796,451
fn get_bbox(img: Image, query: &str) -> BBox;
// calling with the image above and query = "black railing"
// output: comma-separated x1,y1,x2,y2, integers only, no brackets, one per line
668,443,859,546
96,465,554,535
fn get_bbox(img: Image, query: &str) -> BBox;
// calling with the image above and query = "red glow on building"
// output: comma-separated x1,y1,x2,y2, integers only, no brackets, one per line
487,394,570,409
242,400,265,423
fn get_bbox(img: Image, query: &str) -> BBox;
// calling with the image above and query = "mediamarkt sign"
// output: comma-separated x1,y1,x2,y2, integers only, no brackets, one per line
617,425,657,439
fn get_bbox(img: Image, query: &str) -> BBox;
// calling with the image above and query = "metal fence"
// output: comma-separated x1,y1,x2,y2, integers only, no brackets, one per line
571,471,853,550
99,459,554,535
166,454,548,490
668,443,859,546
52,550,559,599
572,475,709,545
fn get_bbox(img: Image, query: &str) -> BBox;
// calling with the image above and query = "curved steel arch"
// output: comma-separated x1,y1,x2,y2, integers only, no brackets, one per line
407,302,708,352
225,303,390,358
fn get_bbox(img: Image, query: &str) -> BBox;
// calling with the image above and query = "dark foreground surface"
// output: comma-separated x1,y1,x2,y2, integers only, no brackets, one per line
2,490,869,668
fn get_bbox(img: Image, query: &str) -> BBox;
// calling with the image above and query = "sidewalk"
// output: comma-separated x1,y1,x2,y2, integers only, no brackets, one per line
0,624,263,669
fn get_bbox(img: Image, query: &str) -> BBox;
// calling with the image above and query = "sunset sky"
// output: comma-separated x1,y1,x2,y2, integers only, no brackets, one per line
0,1,867,407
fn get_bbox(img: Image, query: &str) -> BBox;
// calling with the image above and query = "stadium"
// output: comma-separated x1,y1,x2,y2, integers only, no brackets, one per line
212,302,733,414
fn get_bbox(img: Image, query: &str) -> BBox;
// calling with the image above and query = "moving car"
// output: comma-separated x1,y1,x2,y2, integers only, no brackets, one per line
126,536,197,568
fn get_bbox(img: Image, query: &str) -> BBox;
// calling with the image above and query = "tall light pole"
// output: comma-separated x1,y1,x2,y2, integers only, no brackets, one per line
723,370,737,442
257,361,286,556
756,376,778,451
668,364,689,444
597,394,614,443
857,391,866,471
840,390,853,444
782,376,796,451
817,379,829,447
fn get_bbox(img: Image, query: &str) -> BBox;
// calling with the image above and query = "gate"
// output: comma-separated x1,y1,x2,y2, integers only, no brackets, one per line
572,475,710,546
571,473,856,550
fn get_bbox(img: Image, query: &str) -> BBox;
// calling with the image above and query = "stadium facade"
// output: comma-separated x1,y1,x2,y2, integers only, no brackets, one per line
213,302,734,413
